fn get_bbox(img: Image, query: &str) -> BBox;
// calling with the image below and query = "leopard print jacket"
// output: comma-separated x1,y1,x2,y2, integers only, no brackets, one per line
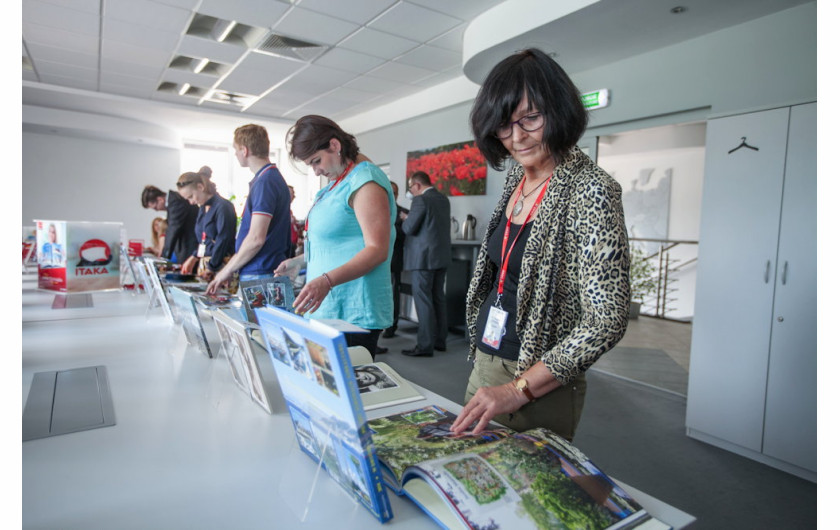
466,146,631,385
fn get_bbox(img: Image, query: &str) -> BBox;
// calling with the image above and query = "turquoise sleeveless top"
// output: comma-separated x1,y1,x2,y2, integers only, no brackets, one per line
306,161,396,329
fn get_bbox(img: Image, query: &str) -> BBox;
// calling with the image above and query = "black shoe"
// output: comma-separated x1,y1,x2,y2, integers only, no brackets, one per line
381,329,396,338
401,346,433,357
376,346,388,354
434,345,447,352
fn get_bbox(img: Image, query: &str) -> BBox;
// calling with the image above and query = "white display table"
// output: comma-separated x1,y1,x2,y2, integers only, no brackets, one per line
22,283,694,529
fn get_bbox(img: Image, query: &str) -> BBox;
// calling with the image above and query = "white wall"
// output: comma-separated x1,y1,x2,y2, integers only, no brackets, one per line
22,131,180,246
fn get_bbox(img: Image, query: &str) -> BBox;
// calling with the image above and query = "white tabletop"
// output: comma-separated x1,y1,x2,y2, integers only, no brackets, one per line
22,283,693,529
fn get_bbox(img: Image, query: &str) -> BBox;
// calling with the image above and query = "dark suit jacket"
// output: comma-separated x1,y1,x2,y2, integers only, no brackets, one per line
402,187,451,271
163,190,199,264
392,205,409,273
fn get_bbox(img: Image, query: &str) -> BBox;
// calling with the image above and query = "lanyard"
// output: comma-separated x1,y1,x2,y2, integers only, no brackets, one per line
305,161,355,236
496,176,550,303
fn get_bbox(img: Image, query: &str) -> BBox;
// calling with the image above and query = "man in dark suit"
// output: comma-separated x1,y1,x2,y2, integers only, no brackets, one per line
142,185,198,264
401,171,451,357
383,181,410,339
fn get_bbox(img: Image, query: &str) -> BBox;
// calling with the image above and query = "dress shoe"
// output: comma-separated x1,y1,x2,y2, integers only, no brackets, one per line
376,346,388,354
381,329,396,338
434,345,447,352
401,346,433,357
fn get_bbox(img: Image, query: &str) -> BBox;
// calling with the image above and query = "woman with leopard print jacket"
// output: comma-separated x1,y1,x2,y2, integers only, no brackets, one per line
451,49,630,441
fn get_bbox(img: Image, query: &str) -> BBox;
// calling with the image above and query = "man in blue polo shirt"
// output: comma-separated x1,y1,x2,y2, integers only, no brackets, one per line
207,124,291,294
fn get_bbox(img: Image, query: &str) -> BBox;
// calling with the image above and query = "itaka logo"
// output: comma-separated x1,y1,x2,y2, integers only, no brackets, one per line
77,239,112,267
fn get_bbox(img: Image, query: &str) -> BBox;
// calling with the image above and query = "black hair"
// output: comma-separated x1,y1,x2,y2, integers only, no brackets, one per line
409,171,431,187
470,48,588,170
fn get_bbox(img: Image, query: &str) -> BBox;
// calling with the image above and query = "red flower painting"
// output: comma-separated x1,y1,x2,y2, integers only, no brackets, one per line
406,140,487,196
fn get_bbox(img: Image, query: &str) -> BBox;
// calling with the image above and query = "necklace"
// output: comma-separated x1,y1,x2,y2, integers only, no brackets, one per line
512,175,551,216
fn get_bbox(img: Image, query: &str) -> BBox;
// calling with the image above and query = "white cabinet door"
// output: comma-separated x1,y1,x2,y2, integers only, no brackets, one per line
762,103,817,472
687,108,790,451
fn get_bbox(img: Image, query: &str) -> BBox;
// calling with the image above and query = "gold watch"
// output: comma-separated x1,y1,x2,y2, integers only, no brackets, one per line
514,377,536,402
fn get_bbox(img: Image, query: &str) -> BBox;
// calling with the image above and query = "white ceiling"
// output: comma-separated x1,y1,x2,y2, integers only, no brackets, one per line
22,0,813,140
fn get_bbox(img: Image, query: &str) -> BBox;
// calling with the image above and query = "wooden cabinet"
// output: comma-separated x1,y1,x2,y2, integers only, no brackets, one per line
686,103,816,481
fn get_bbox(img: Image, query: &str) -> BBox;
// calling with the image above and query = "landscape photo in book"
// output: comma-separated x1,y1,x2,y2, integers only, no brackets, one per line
255,307,392,523
369,406,655,530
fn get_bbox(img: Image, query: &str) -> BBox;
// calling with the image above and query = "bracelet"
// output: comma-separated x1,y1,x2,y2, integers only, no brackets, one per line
322,272,334,291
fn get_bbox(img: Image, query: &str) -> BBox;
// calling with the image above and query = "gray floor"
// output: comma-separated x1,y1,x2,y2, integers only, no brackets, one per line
380,317,816,529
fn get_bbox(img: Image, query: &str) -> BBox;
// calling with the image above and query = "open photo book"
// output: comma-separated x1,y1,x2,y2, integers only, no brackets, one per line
368,405,671,530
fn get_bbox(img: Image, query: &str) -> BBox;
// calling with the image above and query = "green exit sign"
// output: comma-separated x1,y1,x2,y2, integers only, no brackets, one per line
581,89,609,110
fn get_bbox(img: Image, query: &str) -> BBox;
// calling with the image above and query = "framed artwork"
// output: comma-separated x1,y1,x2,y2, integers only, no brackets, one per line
406,140,487,196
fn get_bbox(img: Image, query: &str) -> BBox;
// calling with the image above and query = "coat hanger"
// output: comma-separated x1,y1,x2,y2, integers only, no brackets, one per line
728,137,759,154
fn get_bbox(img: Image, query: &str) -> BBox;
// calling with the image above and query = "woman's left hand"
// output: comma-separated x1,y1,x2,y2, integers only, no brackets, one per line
292,274,332,314
450,382,528,435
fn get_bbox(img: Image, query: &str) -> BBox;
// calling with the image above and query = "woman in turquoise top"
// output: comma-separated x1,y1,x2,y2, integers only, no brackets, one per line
275,115,396,358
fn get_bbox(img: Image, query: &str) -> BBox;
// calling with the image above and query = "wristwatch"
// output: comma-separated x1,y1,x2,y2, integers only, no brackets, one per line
514,377,536,402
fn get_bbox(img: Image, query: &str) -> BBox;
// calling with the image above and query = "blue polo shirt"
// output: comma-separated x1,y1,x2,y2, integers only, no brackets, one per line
236,163,291,276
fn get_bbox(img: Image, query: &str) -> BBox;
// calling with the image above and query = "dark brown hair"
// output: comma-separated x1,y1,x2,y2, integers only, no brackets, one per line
141,185,165,208
286,115,359,165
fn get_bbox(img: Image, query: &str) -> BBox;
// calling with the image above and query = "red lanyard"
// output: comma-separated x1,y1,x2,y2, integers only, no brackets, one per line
496,176,550,301
305,161,356,236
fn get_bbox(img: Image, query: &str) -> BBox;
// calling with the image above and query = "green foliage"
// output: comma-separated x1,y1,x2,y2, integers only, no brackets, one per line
630,244,658,303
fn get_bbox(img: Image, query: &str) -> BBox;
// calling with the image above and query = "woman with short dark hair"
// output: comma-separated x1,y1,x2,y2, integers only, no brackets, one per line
274,115,395,359
451,48,631,441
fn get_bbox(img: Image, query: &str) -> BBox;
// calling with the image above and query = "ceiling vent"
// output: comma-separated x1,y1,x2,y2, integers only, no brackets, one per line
168,55,229,76
256,33,327,62
157,82,206,98
206,90,257,107
186,13,265,48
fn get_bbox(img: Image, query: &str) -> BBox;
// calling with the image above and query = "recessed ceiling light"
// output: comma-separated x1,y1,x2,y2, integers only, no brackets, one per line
179,83,191,96
193,58,209,74
671,6,686,14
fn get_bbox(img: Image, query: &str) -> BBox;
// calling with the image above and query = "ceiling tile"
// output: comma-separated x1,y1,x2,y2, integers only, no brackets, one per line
23,22,99,55
102,18,183,52
149,0,201,9
368,2,460,43
101,40,172,68
327,86,381,105
23,0,100,35
100,82,156,99
427,24,466,52
197,0,290,29
23,70,40,82
30,0,101,15
26,42,99,70
101,57,166,79
271,7,359,46
405,0,506,21
100,70,161,90
340,27,419,59
411,65,463,88
34,60,98,82
343,74,412,94
39,73,98,91
274,64,358,95
245,98,296,117
216,53,305,96
161,69,216,88
366,61,435,84
297,0,395,24
104,0,192,32
396,44,461,71
177,35,248,65
313,47,386,74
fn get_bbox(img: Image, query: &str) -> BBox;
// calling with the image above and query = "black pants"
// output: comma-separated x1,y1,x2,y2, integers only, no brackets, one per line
411,268,447,353
344,329,382,360
386,272,400,332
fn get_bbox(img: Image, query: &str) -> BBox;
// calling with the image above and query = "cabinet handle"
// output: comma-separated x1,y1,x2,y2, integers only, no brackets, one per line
781,261,788,285
764,260,771,283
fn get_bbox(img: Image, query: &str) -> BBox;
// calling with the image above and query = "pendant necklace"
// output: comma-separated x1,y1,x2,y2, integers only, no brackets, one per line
512,175,551,216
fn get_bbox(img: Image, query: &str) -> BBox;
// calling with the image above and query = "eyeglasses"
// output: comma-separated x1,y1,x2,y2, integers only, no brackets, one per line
494,112,545,139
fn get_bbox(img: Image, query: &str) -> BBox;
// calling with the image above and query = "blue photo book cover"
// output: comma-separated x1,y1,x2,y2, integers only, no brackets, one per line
254,306,393,523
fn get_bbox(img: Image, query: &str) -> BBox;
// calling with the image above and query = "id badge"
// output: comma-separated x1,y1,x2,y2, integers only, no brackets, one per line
197,243,207,257
481,305,508,349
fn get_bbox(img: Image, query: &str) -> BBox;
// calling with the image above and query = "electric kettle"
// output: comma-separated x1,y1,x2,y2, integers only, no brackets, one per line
461,214,477,240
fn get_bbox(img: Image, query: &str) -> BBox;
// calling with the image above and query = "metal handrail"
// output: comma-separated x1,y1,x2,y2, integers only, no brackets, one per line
630,237,698,320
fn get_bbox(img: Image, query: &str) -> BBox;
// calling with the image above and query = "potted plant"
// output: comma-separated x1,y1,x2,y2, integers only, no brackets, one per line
629,244,658,319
